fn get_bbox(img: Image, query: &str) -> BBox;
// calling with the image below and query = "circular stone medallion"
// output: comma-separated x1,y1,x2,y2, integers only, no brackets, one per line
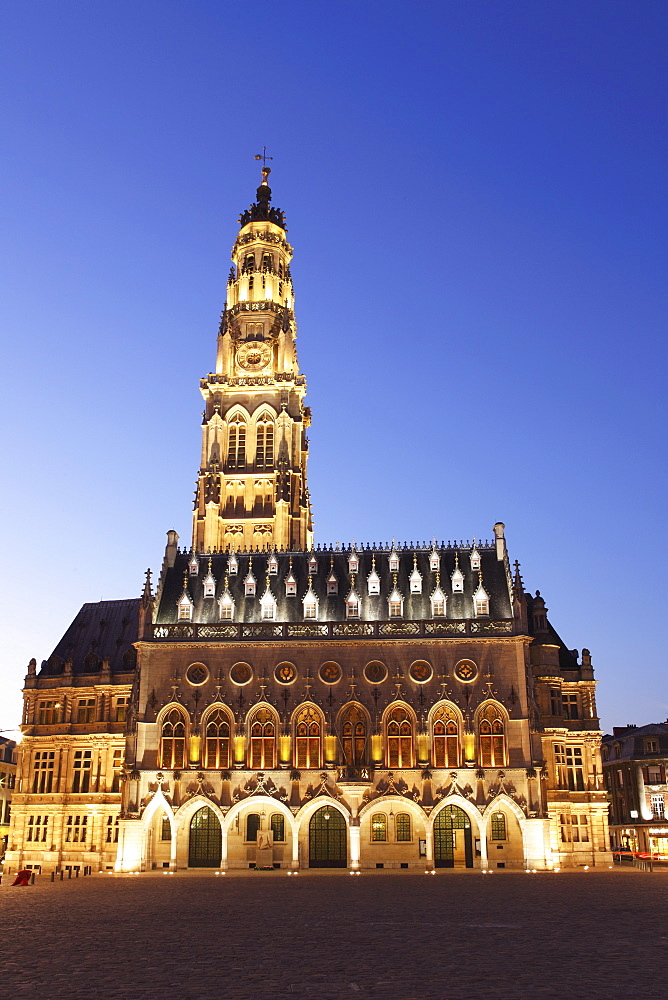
319,661,342,684
230,662,253,686
274,661,298,685
185,662,209,686
363,660,388,684
454,659,478,683
409,660,433,684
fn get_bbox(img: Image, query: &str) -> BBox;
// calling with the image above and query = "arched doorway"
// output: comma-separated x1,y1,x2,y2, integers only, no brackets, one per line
188,806,222,868
434,805,473,868
309,806,347,868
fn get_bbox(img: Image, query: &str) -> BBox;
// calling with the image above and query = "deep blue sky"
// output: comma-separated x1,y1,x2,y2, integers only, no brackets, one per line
1,1,666,736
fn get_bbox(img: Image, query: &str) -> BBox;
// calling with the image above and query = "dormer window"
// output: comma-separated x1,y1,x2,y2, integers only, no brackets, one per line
268,554,278,576
260,588,276,620
430,585,447,618
308,554,318,574
367,566,380,595
388,586,403,618
177,595,193,621
409,563,422,594
451,557,464,593
470,545,481,571
228,553,238,576
218,592,234,621
202,566,216,598
429,547,440,573
389,549,400,573
473,581,489,616
285,570,297,597
188,554,199,577
346,590,360,619
244,571,256,597
327,570,338,595
348,551,359,574
303,585,318,620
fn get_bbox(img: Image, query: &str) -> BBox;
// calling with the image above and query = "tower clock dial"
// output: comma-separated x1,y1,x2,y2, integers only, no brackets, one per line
235,341,272,372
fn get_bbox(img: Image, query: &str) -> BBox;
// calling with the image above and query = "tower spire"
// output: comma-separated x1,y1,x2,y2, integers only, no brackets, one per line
192,168,313,553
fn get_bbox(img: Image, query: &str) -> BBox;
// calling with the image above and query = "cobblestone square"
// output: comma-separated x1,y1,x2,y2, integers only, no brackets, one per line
2,868,666,999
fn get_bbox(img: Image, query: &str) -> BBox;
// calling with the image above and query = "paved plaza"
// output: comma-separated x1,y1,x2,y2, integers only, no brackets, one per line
1,868,666,999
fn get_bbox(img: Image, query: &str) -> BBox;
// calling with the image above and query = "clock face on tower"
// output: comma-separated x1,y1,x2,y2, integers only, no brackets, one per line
235,341,272,372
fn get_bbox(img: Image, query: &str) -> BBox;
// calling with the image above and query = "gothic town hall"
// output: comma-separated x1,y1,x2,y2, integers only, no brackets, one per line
6,169,611,874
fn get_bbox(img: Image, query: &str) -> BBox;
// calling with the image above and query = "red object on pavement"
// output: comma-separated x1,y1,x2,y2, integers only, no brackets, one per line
12,870,32,886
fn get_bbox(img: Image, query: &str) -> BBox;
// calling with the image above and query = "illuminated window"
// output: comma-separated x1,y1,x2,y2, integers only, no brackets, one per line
389,600,402,618
560,814,589,843
227,415,247,470
478,704,505,767
470,546,481,571
268,554,278,575
32,751,54,793
106,816,119,843
203,570,216,598
205,709,230,769
490,812,507,841
367,569,380,595
160,709,186,770
295,706,321,769
37,701,56,725
178,597,193,621
111,748,123,791
327,570,338,595
651,795,665,819
387,706,413,768
554,743,567,788
371,813,387,842
565,746,585,791
77,698,96,724
249,708,275,769
409,565,422,594
346,595,360,619
260,587,276,619
348,552,359,574
228,554,238,575
304,599,317,619
255,418,274,469
188,554,199,576
219,593,234,620
161,816,171,841
432,706,459,768
562,693,579,719
115,697,128,722
341,704,367,765
271,813,285,842
285,571,297,596
244,571,256,597
389,550,399,573
396,813,411,842
243,253,255,273
65,815,88,843
432,598,445,616
308,554,318,574
429,549,440,572
26,815,49,842
71,750,92,793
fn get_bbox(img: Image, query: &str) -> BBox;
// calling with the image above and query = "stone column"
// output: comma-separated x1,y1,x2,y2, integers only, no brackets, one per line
349,820,360,870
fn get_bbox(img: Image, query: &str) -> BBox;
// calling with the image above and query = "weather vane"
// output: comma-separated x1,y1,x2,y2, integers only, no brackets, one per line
254,147,273,167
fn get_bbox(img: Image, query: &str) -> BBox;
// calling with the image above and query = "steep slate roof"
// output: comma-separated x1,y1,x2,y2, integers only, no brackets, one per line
154,543,513,624
39,599,140,677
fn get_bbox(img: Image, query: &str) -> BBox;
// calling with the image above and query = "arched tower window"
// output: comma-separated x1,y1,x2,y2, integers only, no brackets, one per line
294,705,321,769
160,709,186,770
255,416,275,469
340,704,367,765
432,705,460,768
249,707,276,769
204,709,231,769
227,415,247,470
478,704,506,767
386,705,414,769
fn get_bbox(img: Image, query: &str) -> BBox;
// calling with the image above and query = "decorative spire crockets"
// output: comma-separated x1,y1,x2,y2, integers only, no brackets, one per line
192,165,313,554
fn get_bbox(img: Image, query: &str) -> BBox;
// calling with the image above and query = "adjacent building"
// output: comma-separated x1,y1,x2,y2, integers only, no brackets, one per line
5,168,611,874
0,737,17,858
602,722,668,858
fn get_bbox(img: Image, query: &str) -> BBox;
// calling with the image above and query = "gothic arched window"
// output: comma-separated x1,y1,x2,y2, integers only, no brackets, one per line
432,705,460,768
294,705,321,769
386,705,413,769
371,813,387,842
227,415,247,470
160,709,186,770
255,417,275,470
204,709,231,770
478,704,506,767
249,707,276,769
490,812,507,841
396,813,411,842
340,704,367,765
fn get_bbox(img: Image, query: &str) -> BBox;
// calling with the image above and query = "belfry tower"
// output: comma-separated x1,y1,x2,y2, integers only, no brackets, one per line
192,166,313,553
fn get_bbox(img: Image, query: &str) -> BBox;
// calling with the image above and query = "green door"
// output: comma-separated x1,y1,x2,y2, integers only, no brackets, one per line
434,805,473,868
309,806,347,868
188,806,222,868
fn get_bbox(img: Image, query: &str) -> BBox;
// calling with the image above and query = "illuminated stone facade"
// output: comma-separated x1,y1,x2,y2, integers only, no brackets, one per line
6,171,610,873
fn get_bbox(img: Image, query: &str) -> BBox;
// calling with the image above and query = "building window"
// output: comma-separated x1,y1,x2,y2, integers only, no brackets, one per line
432,706,459,768
255,419,275,469
304,601,317,619
106,816,119,843
554,744,567,788
432,597,446,617
367,571,380,596
261,600,275,620
327,572,338,595
32,751,55,793
271,813,285,842
178,601,193,621
346,597,360,619
249,708,275,769
478,705,505,767
161,816,172,841
389,552,399,573
348,553,359,574
205,710,230,769
396,813,411,842
244,573,256,597
651,794,665,819
550,688,562,716
246,813,260,842
616,769,624,787
111,748,123,792
65,815,88,843
371,813,387,842
37,700,57,725
341,704,367,765
115,697,128,722
647,766,663,784
645,739,659,754
295,706,321,769
227,416,247,470
490,812,507,841
387,706,413,768
560,814,589,843
389,600,402,618
285,573,297,597
565,746,585,791
562,693,579,720
474,595,489,616
160,709,186,770
71,750,92,793
26,815,49,842
219,598,234,620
